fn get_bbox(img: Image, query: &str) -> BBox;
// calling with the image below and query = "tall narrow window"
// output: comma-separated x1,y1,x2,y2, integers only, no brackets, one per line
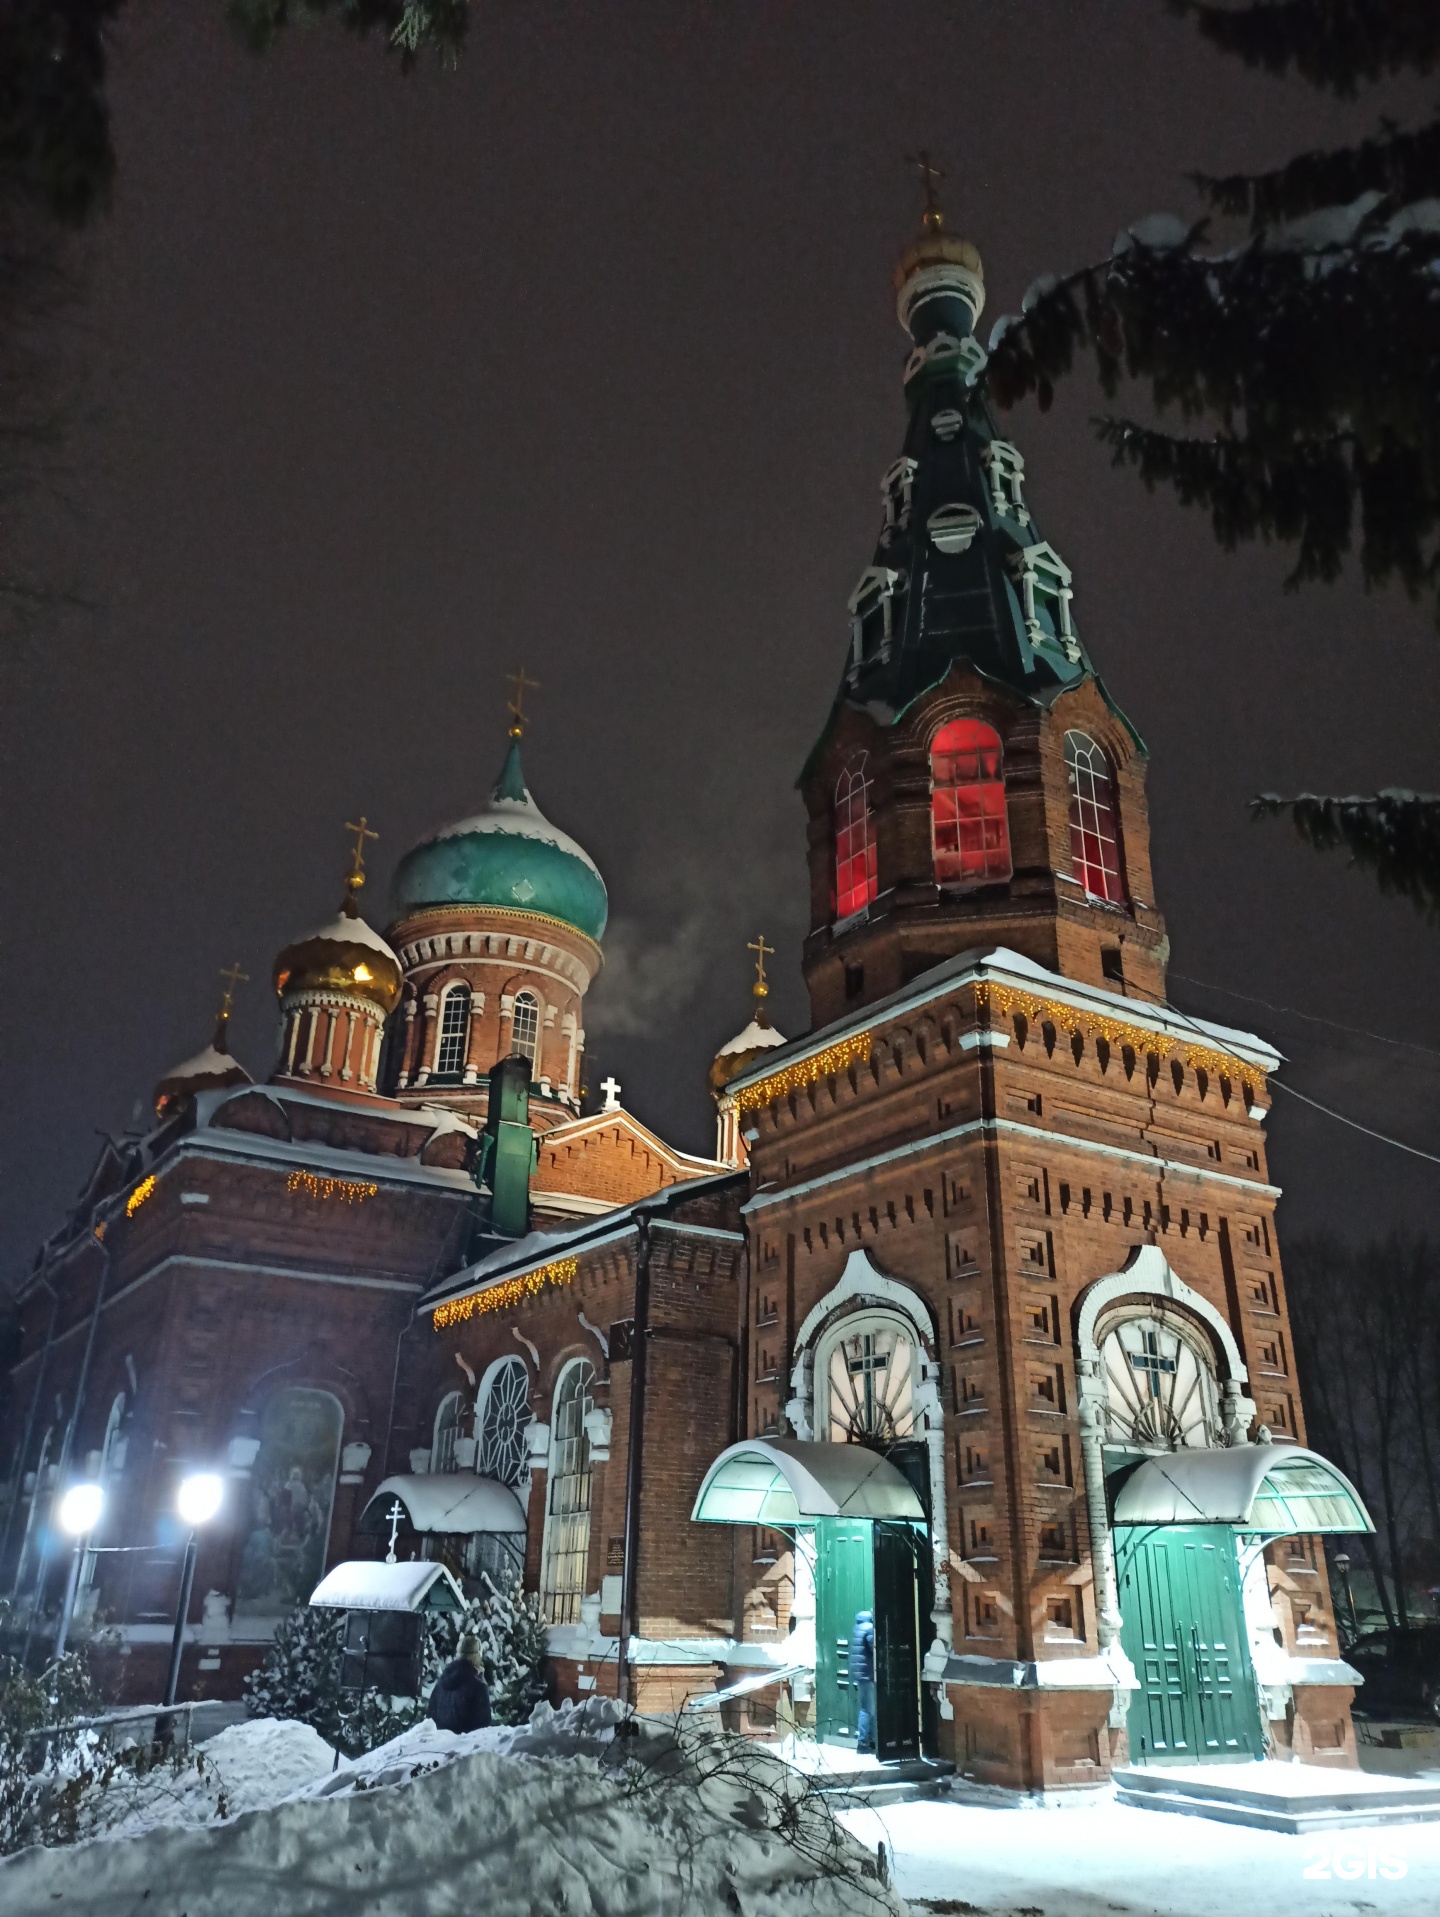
510,990,540,1066
540,1359,596,1623
432,1390,464,1473
834,754,878,920
931,719,1011,884
435,984,471,1076
1065,731,1125,902
478,1358,533,1487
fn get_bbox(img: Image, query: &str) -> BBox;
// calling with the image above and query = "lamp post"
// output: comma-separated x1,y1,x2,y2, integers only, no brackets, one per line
1333,1550,1360,1643
163,1474,223,1708
53,1483,104,1659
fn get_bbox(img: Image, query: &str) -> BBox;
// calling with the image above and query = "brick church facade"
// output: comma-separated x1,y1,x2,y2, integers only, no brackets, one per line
1,206,1369,1790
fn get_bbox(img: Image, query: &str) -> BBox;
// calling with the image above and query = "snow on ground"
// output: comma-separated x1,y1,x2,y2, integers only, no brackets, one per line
840,1789,1440,1917
1,1701,903,1917
78,1718,337,1840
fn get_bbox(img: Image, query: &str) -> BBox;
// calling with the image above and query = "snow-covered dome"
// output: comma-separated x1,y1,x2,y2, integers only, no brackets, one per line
154,1019,252,1119
273,895,404,1015
710,1000,787,1095
391,737,608,945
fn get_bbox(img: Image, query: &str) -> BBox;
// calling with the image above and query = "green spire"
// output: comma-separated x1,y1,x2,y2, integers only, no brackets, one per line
493,735,529,804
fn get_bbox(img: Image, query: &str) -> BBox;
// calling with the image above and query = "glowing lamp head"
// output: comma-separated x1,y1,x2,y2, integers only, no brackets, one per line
177,1472,224,1528
58,1483,104,1536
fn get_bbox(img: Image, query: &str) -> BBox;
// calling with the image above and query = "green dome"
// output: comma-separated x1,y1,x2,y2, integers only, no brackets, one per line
391,738,608,943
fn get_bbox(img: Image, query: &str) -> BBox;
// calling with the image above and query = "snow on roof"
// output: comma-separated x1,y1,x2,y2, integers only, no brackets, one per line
430,789,603,880
160,1043,251,1086
309,1559,465,1612
716,1017,787,1060
296,910,401,962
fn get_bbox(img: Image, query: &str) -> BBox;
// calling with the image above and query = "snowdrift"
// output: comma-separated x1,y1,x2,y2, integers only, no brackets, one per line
0,1700,906,1917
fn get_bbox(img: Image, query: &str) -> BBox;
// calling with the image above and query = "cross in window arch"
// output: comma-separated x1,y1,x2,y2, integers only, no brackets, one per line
846,1334,891,1430
1129,1329,1175,1400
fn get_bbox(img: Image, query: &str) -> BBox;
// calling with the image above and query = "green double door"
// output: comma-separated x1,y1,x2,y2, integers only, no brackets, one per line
814,1517,921,1761
1114,1524,1263,1763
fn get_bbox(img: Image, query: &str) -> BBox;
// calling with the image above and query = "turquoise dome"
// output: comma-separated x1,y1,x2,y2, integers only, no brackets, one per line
391,738,608,943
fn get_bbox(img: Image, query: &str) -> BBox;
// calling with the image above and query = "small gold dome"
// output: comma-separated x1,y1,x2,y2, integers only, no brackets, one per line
273,896,403,1014
893,230,984,294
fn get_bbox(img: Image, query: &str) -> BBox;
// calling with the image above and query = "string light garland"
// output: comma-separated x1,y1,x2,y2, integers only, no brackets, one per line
978,982,1256,1080
125,1175,157,1218
735,1032,873,1114
286,1169,378,1205
432,1256,579,1329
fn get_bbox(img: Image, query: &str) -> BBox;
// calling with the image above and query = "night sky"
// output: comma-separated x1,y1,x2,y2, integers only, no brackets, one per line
3,0,1437,1287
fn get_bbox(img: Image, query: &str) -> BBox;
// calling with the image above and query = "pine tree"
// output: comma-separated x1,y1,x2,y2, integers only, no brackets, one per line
241,1605,346,1747
985,1,1440,901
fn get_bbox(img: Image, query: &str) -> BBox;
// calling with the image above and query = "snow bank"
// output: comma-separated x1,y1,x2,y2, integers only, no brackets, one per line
1,1701,904,1917
70,1718,337,1843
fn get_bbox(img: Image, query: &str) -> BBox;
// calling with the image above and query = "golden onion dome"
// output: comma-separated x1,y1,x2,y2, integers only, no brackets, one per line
273,894,403,1015
154,1015,252,1119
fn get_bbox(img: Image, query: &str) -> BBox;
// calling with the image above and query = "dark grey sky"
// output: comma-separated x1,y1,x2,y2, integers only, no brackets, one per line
4,0,1437,1286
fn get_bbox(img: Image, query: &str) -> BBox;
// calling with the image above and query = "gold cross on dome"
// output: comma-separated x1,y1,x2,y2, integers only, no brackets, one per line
345,816,379,891
906,149,947,231
506,666,540,738
747,933,774,1000
218,961,249,1018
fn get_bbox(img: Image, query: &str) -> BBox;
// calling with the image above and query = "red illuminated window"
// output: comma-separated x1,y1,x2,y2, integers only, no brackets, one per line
834,755,877,920
930,719,1011,885
1065,731,1125,902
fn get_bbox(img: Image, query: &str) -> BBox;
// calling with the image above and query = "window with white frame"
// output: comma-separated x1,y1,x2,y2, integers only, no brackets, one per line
1099,1311,1222,1450
478,1357,533,1487
435,984,472,1076
1064,731,1126,903
819,1313,919,1445
540,1359,596,1623
432,1390,465,1473
510,991,540,1066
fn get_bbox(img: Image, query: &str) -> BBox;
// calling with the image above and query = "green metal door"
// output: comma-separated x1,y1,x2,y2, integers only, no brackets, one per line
873,1521,922,1761
814,1517,873,1746
1115,1524,1263,1763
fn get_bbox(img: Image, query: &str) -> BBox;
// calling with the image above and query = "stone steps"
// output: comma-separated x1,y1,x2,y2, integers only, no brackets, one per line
1113,1763,1440,1834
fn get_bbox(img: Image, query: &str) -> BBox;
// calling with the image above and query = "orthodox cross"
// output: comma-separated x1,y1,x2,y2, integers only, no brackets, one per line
217,961,249,1019
600,1074,622,1112
345,816,379,892
1129,1329,1175,1400
383,1498,406,1565
506,666,540,738
747,933,773,1003
906,149,947,231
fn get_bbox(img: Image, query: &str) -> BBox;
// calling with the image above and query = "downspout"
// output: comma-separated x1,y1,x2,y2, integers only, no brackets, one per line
2,1270,60,1587
617,1214,652,1706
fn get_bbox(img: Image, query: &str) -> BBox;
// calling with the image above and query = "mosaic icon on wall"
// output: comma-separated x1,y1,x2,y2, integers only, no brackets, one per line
235,1388,344,1617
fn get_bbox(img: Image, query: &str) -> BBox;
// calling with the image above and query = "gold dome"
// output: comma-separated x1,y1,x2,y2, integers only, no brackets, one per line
892,229,984,294
273,895,403,1015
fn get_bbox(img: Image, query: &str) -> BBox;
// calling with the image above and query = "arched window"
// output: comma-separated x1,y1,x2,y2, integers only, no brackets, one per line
930,719,1011,885
540,1359,596,1623
432,1390,464,1473
834,754,878,920
478,1358,533,1487
435,984,471,1076
510,991,540,1067
1065,731,1125,902
234,1388,343,1620
819,1313,918,1445
1099,1312,1222,1451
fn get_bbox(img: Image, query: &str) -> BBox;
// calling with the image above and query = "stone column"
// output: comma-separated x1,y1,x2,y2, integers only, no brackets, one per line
413,992,439,1087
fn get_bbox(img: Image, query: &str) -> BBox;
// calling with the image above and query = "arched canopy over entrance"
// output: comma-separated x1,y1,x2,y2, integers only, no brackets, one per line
1112,1446,1373,1536
691,1439,925,1526
358,1473,527,1536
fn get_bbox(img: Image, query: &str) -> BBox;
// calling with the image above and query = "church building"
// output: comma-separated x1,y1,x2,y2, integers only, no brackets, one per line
1,200,1370,1793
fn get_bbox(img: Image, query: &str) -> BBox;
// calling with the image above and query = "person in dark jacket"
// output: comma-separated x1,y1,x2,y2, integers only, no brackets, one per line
428,1633,492,1734
849,1609,876,1755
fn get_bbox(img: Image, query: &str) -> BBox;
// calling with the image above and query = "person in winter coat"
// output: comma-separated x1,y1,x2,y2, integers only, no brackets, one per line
428,1633,493,1733
848,1609,876,1755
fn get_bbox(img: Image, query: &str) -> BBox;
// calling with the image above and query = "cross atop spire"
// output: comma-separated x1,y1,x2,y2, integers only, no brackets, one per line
218,961,249,1019
345,816,379,896
747,933,773,1004
906,149,947,233
505,666,540,739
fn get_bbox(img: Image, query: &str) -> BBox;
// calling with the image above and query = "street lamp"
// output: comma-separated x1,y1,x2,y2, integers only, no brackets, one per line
164,1474,223,1708
54,1483,104,1659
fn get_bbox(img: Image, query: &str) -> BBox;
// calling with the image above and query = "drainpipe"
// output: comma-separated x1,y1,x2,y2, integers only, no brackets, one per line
2,1269,59,1587
617,1215,652,1706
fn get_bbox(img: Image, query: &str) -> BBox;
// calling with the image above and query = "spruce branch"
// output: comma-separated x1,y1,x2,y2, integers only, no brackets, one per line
1173,0,1440,97
1250,791,1440,920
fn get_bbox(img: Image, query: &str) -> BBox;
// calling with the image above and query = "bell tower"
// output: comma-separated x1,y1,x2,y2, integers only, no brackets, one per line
799,193,1169,1030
